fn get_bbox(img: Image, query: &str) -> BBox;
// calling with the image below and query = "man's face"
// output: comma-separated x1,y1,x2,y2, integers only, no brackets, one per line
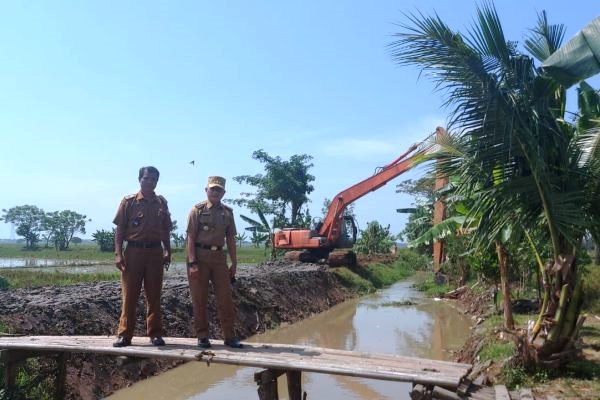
139,171,159,192
206,186,225,203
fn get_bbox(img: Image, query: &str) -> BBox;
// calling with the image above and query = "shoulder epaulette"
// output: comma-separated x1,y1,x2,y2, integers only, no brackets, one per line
157,195,168,205
221,203,233,212
124,194,136,200
195,201,208,209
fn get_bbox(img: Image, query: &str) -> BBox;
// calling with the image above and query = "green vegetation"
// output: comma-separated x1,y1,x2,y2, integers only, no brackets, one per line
1,205,88,250
231,150,315,228
0,243,270,265
392,3,600,368
354,221,397,255
380,300,417,307
412,273,449,297
582,265,600,314
0,269,120,289
332,267,375,294
334,249,428,293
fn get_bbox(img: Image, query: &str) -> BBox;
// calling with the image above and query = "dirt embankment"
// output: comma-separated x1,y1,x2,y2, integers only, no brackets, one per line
0,261,354,399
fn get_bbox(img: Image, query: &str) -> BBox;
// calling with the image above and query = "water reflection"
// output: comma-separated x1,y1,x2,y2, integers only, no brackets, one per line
109,280,471,400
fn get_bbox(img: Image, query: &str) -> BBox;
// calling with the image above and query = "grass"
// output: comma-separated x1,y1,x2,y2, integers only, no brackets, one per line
380,300,417,307
0,269,120,289
582,264,600,314
0,243,270,265
332,267,375,294
332,250,428,293
412,271,449,297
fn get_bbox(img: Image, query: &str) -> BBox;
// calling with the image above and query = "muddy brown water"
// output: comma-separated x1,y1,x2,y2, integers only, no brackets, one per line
107,280,471,400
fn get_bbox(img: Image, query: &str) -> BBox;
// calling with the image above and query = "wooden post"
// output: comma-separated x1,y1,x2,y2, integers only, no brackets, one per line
432,126,449,274
254,369,284,400
54,353,68,400
1,351,18,392
286,370,302,400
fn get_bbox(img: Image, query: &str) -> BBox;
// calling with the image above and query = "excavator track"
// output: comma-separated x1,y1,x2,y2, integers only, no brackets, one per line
327,250,357,268
283,250,319,263
283,249,356,267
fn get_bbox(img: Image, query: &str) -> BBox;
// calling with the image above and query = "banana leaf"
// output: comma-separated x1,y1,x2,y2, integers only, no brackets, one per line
543,16,600,87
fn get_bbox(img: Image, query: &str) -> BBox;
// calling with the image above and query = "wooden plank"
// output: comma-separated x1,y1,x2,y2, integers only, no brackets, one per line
286,370,302,400
518,388,534,400
432,385,460,400
0,336,472,388
519,388,534,400
494,385,511,400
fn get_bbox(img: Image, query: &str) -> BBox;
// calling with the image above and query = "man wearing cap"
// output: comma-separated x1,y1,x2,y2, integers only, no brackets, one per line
113,166,172,348
186,176,243,348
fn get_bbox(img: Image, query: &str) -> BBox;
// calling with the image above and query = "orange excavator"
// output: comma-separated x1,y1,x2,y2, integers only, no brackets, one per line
272,137,431,267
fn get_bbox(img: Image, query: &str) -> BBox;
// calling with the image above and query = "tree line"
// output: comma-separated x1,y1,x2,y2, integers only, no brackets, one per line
1,205,88,250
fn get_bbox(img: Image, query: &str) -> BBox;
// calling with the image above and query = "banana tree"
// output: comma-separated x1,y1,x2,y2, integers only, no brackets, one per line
240,208,272,251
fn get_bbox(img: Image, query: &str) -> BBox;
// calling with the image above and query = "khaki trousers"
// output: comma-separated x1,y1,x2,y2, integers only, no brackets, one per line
187,249,235,339
117,247,164,339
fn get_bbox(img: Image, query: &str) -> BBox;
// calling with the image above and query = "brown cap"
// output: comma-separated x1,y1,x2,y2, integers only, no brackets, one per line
207,176,226,189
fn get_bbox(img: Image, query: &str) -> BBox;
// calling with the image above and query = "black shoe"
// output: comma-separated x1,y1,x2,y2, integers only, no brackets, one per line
224,337,243,349
197,337,211,348
113,336,131,347
150,336,166,346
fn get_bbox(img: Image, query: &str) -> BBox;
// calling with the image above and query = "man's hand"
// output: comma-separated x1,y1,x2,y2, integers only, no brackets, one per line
229,263,237,280
188,261,199,278
115,253,126,272
163,251,172,271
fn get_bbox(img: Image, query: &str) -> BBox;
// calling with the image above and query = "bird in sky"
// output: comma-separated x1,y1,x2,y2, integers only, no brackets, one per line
189,160,195,165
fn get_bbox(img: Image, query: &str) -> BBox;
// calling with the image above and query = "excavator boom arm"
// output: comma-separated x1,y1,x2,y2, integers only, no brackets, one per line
319,143,424,243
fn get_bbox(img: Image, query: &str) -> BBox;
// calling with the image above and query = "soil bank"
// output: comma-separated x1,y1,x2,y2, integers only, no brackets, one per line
0,261,354,399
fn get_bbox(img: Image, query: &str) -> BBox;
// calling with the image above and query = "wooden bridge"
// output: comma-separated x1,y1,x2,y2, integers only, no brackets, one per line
0,335,537,400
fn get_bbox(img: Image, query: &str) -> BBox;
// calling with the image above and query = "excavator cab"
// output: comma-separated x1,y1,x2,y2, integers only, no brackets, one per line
336,216,357,248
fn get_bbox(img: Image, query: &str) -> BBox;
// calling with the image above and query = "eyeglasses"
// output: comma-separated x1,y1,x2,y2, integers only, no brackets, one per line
208,187,224,193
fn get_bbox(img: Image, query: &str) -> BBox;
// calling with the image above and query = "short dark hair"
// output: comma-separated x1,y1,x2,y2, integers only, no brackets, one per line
138,166,160,181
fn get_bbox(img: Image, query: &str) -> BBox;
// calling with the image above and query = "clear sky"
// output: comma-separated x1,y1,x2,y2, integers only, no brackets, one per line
0,1,597,240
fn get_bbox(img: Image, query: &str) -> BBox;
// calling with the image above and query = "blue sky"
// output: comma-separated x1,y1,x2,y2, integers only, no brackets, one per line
0,1,597,240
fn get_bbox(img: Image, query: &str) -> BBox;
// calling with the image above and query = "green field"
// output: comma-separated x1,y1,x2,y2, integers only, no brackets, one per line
0,243,270,265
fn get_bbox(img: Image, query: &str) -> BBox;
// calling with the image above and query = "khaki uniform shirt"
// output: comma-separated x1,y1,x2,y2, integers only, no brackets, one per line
186,200,237,247
113,191,172,242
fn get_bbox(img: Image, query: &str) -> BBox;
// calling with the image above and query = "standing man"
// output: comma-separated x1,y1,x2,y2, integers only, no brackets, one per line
186,176,243,349
113,166,172,347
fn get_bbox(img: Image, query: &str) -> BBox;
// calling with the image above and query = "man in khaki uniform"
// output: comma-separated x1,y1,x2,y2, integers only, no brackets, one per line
113,166,172,347
186,176,242,348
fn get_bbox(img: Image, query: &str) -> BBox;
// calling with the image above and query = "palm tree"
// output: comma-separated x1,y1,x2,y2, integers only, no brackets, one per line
391,4,600,367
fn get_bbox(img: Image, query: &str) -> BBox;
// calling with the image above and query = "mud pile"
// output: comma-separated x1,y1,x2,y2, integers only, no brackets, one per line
0,261,353,399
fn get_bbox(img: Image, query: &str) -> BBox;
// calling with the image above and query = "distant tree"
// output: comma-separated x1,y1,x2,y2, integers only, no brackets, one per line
92,229,115,252
170,220,185,248
71,237,83,245
230,150,315,228
235,232,247,248
396,177,436,256
321,198,356,220
354,221,398,255
1,205,45,248
45,210,88,250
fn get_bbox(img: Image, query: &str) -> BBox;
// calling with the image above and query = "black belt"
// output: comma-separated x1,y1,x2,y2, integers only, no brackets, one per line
127,240,162,249
195,243,223,251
